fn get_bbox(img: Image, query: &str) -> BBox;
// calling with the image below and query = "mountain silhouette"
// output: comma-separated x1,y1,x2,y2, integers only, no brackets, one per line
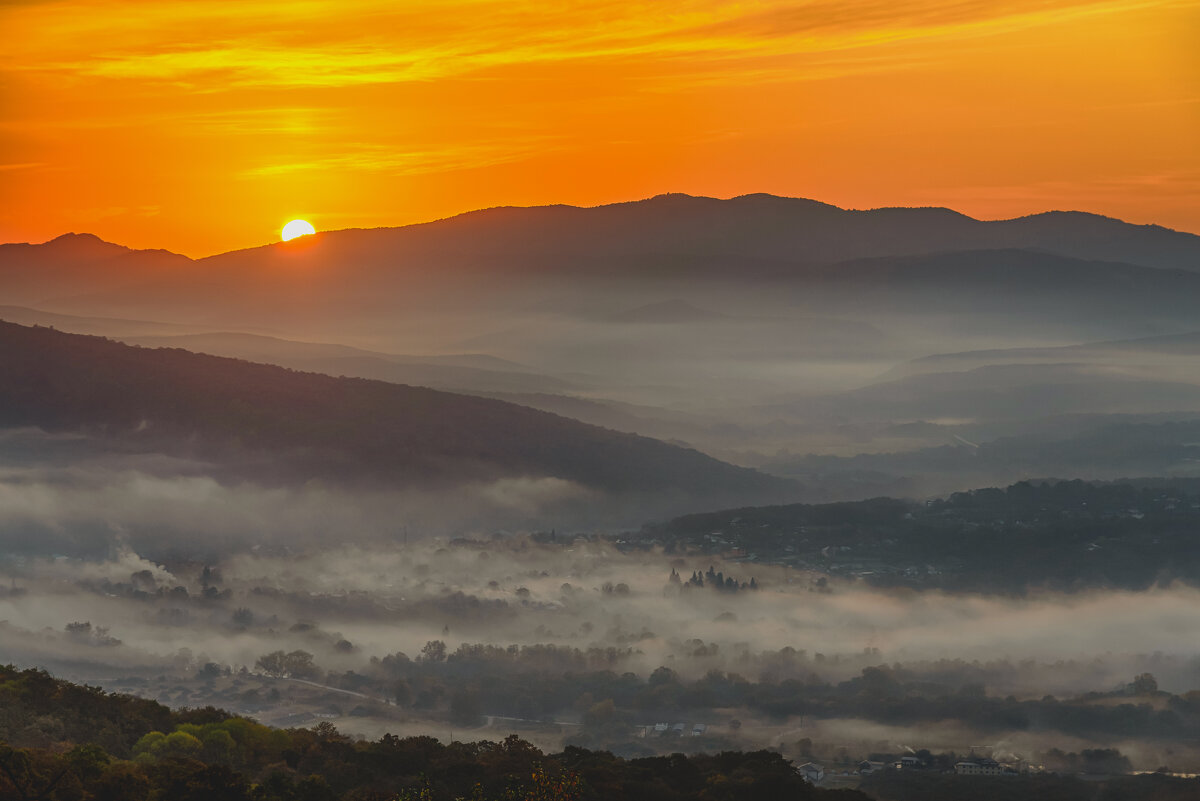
5,194,1198,324
0,233,190,306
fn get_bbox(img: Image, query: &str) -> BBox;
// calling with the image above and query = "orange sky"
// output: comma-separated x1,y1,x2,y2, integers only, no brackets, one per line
2,0,1197,256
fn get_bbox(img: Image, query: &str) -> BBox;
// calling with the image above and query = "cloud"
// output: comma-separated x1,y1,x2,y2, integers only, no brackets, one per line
243,139,557,177
5,0,1181,89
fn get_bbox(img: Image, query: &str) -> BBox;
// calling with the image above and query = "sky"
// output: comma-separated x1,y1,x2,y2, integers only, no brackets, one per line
1,0,1197,257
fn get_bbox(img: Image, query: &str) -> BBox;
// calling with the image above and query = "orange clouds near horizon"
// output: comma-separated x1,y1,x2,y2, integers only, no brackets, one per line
1,0,1197,257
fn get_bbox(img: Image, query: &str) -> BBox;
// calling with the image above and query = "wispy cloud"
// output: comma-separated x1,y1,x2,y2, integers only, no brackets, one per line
6,0,1186,89
3,0,1196,251
244,139,557,177
62,45,441,87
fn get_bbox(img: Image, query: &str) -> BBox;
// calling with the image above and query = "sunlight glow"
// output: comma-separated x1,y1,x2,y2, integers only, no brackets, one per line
281,219,316,241
3,0,1197,254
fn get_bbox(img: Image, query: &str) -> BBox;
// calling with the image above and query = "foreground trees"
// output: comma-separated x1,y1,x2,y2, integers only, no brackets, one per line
5,665,1200,800
0,665,864,801
0,734,864,801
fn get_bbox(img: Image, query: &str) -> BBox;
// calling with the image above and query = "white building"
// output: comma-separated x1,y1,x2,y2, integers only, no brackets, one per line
955,759,1004,776
798,763,824,784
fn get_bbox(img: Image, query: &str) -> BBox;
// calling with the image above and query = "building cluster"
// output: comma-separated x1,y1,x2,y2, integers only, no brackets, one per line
797,754,1024,786
954,757,1018,776
636,721,708,738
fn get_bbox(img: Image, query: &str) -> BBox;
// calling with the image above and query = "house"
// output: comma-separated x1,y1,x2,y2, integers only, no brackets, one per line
899,756,921,768
798,763,824,784
955,759,1004,776
858,761,886,774
691,723,707,736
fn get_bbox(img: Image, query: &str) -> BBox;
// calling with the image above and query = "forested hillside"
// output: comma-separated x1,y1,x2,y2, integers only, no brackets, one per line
0,665,868,801
0,320,790,501
637,479,1200,592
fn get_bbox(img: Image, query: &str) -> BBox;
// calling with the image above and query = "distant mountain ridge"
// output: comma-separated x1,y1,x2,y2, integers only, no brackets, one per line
5,192,1199,287
122,331,578,394
880,330,1200,382
5,196,1200,509
192,193,1198,274
4,193,1197,333
304,192,1196,264
0,232,191,306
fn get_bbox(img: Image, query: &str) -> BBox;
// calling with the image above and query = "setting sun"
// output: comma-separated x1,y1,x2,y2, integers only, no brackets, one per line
281,219,316,241
2,0,1196,256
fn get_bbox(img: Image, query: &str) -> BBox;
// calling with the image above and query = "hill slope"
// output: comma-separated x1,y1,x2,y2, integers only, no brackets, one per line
0,320,790,500
122,332,578,394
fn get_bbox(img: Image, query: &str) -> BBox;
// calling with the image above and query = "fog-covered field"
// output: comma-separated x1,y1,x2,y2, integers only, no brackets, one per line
5,518,1200,769
6,199,1200,779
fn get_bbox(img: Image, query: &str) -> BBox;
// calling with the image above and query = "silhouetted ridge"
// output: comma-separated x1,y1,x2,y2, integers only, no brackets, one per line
33,232,186,261
219,192,1195,272
7,193,1199,322
49,231,108,244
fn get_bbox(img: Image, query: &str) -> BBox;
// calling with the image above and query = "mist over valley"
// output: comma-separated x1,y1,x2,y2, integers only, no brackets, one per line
5,195,1200,798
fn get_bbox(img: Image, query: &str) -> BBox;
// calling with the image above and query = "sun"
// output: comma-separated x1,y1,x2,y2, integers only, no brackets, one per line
281,219,316,241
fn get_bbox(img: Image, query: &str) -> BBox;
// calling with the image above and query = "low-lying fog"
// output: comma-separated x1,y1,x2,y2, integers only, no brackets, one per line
0,428,632,553
18,290,1200,502
5,538,1199,694
2,427,1197,694
7,542,1200,766
5,426,1200,770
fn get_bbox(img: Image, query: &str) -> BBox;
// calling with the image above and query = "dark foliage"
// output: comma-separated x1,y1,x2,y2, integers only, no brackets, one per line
638,479,1200,592
0,665,867,801
859,769,1200,801
352,645,1200,746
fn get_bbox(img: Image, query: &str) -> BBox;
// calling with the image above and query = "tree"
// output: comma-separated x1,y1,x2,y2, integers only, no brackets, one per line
449,691,482,726
648,667,678,687
1130,673,1158,694
196,663,223,681
583,700,615,729
420,640,447,663
255,651,287,677
255,650,318,679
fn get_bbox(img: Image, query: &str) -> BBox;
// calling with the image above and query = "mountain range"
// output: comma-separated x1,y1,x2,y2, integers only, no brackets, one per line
5,193,1200,506
5,193,1198,315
